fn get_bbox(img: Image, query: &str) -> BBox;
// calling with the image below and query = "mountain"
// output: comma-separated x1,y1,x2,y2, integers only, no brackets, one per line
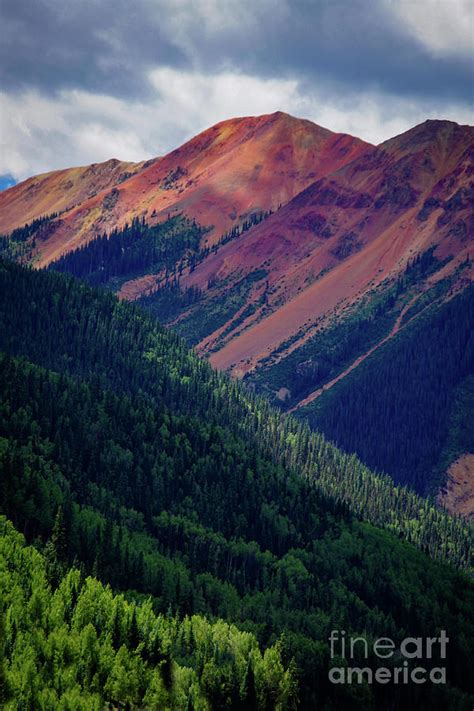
133,118,473,506
175,120,473,375
0,112,371,269
0,259,472,709
0,157,146,235
0,113,472,509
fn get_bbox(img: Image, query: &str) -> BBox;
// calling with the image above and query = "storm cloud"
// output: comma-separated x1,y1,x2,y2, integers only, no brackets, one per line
1,0,473,180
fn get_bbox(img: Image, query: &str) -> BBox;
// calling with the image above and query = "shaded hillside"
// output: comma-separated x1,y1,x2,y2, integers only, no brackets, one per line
0,259,473,708
297,284,474,496
0,258,471,571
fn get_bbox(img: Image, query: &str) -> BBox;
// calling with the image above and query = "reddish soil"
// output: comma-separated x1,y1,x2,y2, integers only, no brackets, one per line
1,112,371,268
186,120,474,375
438,454,474,520
0,158,145,235
1,115,472,382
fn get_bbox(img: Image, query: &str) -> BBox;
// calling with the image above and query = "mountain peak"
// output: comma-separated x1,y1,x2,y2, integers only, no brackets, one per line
380,117,473,152
0,110,371,262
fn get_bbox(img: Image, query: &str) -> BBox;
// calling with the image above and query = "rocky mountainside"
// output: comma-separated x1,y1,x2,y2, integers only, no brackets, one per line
0,112,370,267
1,113,472,509
0,157,146,235
175,119,473,376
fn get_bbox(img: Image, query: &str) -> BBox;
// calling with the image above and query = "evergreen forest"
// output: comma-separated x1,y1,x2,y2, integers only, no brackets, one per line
0,258,472,709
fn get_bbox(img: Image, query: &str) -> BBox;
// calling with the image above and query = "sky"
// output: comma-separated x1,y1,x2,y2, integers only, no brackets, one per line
1,0,473,183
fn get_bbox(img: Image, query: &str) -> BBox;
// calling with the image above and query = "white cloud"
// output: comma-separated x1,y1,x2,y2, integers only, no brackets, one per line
0,90,150,179
148,67,299,134
1,67,473,181
293,89,474,144
389,0,473,58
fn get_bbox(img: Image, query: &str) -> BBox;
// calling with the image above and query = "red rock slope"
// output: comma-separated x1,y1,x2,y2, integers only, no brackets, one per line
0,112,371,266
175,120,473,375
0,115,471,382
0,158,146,235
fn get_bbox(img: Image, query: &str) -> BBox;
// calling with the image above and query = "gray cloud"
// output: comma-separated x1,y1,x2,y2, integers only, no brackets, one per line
182,0,474,105
1,0,473,105
0,0,185,98
0,0,472,180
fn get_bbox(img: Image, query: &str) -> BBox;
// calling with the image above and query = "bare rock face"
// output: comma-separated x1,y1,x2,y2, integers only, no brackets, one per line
0,111,371,267
438,454,474,521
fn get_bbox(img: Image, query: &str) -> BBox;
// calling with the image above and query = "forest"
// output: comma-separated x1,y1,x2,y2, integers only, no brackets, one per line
0,258,473,709
47,210,272,293
0,213,61,263
246,248,453,409
300,284,474,494
0,517,294,709
47,215,205,288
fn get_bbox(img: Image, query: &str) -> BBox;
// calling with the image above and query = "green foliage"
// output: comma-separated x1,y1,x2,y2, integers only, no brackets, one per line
247,282,399,406
139,282,204,324
48,215,205,288
0,517,292,709
141,269,269,347
437,375,474,476
247,248,451,410
0,213,60,263
0,258,473,708
0,259,470,572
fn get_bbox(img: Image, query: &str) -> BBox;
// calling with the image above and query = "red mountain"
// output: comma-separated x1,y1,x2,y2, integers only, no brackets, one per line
0,112,371,267
0,112,473,514
0,158,146,236
175,120,473,375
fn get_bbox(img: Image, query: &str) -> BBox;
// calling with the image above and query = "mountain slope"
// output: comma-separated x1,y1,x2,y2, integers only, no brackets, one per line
0,112,371,267
0,258,471,572
171,120,473,375
0,259,473,709
1,114,472,506
0,157,146,235
296,284,474,494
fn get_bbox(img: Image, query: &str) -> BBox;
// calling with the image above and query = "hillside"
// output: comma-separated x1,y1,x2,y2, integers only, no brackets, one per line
294,283,474,496
0,259,473,709
1,113,472,508
0,112,371,268
175,120,473,376
0,517,294,709
0,157,146,235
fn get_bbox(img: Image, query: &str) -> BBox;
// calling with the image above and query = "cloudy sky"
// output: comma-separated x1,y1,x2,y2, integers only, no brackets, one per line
1,0,473,183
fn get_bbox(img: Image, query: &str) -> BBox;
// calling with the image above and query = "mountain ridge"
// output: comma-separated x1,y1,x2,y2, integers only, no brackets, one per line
169,118,473,375
0,111,372,267
1,111,472,510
